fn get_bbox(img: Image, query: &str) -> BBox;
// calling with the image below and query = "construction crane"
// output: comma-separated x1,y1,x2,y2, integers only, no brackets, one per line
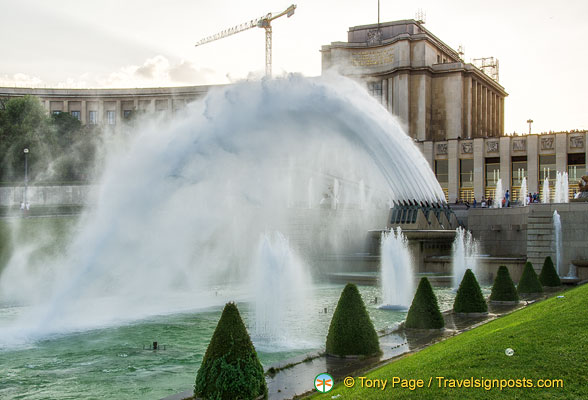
195,4,296,77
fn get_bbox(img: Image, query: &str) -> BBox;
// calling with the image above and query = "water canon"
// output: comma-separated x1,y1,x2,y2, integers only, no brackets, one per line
452,227,480,289
519,177,528,206
0,74,445,342
542,177,551,203
379,227,414,310
493,179,504,208
252,231,311,346
553,210,562,275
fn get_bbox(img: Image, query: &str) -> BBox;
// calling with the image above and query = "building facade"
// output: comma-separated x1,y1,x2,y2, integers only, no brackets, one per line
322,19,586,202
1,19,585,203
0,86,212,128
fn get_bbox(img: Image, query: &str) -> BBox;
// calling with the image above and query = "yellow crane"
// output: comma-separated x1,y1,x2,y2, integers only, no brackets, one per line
195,4,296,77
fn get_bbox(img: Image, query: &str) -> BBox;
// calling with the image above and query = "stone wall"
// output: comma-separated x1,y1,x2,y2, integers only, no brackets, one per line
467,202,588,279
0,185,95,206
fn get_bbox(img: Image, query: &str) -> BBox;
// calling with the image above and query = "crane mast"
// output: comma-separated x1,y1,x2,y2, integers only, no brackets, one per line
195,4,296,77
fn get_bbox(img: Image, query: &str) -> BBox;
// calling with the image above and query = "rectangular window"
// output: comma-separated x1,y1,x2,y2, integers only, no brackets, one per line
88,111,97,125
107,110,116,125
52,110,61,115
539,155,556,182
367,81,382,99
460,159,474,188
71,111,81,121
484,157,500,200
434,160,448,201
123,110,133,119
511,157,527,187
568,153,586,198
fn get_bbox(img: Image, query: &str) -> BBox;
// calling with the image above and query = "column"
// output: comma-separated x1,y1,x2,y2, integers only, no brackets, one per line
382,79,388,109
555,133,567,173
500,97,505,135
99,100,104,124
465,76,472,139
488,91,493,137
116,100,122,122
471,80,477,138
423,141,434,170
478,83,483,136
528,135,539,193
499,136,511,193
387,78,393,114
81,100,87,124
448,140,459,202
64,100,69,114
474,138,484,201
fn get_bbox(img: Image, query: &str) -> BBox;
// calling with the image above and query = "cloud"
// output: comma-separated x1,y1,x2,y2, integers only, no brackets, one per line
0,56,226,89
0,73,44,87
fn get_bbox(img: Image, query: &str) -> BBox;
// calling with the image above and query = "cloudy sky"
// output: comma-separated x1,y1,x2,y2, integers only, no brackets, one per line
1,0,586,134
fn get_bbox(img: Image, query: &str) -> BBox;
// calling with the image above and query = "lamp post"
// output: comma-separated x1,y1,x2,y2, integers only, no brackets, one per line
23,148,29,210
526,119,533,135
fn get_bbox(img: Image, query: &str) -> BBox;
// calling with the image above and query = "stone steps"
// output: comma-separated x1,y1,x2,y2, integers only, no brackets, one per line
526,215,554,271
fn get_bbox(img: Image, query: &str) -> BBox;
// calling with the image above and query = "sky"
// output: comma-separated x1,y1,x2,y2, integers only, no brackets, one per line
0,0,586,134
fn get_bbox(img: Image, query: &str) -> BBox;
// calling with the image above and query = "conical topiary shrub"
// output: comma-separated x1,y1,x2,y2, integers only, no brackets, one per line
326,283,381,357
405,277,444,329
490,266,519,302
194,302,267,400
539,256,561,287
453,269,488,313
517,261,543,294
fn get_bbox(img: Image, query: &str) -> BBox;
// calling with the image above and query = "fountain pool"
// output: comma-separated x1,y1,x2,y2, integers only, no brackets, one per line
0,283,466,399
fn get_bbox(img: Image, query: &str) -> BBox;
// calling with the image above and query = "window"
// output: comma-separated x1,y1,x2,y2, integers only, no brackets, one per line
52,110,61,115
123,110,133,119
437,54,441,63
539,155,556,183
435,160,449,201
460,159,474,188
568,153,586,198
71,111,81,121
88,111,97,125
107,110,116,125
484,157,500,199
511,157,527,187
367,81,382,99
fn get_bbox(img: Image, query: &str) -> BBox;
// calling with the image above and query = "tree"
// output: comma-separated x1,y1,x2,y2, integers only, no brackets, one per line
326,283,381,357
405,277,444,329
489,266,519,302
194,302,267,400
453,269,488,313
539,256,561,287
517,261,543,294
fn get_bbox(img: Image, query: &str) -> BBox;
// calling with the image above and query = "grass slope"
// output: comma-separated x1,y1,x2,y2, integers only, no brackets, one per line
314,284,588,399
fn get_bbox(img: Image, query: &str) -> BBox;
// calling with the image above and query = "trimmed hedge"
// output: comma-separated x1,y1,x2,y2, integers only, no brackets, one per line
405,277,444,329
539,256,561,287
194,302,267,400
326,283,381,357
490,266,519,302
453,269,488,313
517,262,543,294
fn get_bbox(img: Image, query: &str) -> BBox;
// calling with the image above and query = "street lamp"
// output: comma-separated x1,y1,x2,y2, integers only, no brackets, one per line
526,119,533,135
23,148,29,210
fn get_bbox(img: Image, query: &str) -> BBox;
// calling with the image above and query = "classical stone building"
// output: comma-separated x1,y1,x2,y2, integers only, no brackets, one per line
321,19,507,141
0,86,212,127
322,19,586,202
1,18,585,204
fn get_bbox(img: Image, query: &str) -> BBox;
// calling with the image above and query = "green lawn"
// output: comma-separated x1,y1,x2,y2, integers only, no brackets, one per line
314,284,588,399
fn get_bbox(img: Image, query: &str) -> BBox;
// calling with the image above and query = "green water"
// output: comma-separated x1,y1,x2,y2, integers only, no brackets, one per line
0,284,463,399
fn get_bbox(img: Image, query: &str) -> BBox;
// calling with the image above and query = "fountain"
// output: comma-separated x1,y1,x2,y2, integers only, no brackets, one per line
554,172,569,203
452,227,480,290
0,75,446,341
542,177,551,203
493,178,503,208
553,211,562,275
379,227,414,310
519,177,528,206
252,231,311,343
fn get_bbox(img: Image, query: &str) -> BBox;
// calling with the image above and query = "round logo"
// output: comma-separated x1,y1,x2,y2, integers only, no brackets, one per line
314,372,334,393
